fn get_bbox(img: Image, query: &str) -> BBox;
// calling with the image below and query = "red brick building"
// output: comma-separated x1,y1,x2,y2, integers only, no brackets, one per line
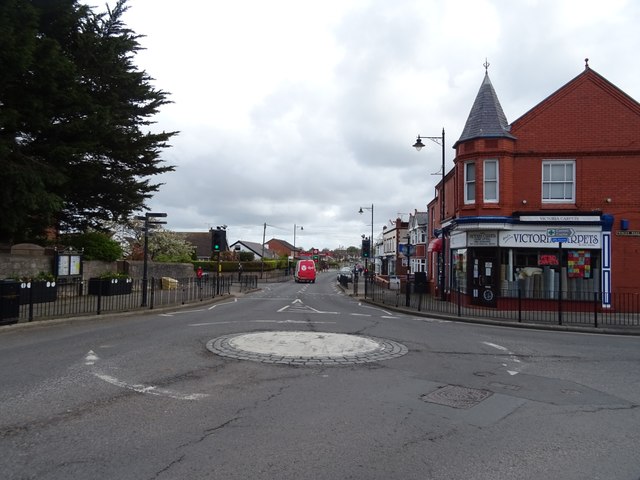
428,62,640,308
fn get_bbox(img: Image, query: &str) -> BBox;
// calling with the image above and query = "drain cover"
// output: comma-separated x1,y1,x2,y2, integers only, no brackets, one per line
421,385,493,409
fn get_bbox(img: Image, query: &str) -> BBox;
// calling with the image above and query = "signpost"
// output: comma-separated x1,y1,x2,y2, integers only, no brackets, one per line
546,228,573,326
547,228,574,238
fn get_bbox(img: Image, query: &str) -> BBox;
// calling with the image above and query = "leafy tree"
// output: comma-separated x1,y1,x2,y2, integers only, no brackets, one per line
147,229,193,263
0,0,176,243
61,231,122,261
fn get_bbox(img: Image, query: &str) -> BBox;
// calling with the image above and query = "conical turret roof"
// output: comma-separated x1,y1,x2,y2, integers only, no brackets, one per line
454,72,516,147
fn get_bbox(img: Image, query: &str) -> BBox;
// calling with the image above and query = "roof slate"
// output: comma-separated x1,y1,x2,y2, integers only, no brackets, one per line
455,72,516,147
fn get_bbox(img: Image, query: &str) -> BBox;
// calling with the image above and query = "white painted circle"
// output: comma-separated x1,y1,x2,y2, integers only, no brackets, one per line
228,331,380,357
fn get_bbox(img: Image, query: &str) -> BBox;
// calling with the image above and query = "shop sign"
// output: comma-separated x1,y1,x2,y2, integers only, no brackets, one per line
449,232,466,249
520,215,600,222
467,231,498,247
500,230,600,248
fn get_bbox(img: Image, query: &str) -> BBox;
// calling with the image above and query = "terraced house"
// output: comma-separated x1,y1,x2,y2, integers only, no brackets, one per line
427,61,640,310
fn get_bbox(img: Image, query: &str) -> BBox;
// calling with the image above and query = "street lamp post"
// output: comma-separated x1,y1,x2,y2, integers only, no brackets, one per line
359,204,374,297
413,128,446,300
405,234,412,307
136,212,167,307
292,224,303,275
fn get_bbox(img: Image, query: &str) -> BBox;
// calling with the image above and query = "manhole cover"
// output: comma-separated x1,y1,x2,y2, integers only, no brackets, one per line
421,385,493,409
207,331,408,366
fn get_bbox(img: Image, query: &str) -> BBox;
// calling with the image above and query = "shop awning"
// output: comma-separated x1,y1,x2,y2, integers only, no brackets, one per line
427,238,442,253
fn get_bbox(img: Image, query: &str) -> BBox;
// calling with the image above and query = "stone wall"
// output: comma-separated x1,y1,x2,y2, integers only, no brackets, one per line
0,254,54,279
125,260,195,280
0,253,195,280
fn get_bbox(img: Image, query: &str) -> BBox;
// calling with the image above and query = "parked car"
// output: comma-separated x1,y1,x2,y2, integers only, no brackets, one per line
337,267,353,282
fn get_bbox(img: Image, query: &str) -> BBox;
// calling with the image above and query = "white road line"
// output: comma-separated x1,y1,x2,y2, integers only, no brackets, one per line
483,341,522,374
358,303,393,316
93,373,208,401
189,319,337,327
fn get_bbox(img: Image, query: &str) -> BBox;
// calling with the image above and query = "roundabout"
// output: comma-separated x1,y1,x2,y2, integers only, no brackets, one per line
206,331,408,366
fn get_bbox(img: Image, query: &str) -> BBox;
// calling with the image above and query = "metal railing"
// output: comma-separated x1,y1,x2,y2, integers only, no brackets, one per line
366,282,640,330
238,275,259,292
1,276,233,324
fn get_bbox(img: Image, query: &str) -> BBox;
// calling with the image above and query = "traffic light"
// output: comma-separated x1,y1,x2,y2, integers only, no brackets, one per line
211,229,226,252
362,238,370,258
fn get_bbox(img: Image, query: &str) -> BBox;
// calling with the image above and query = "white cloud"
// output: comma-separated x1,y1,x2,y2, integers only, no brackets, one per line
119,0,640,250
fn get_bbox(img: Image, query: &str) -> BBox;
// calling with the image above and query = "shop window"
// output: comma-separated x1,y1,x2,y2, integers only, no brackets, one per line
453,249,467,293
542,160,575,203
465,162,476,204
500,248,599,299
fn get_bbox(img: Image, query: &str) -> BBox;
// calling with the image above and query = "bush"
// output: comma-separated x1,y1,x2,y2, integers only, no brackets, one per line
62,232,123,261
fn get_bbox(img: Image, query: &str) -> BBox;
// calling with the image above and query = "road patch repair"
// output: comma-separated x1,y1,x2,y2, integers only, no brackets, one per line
206,331,408,366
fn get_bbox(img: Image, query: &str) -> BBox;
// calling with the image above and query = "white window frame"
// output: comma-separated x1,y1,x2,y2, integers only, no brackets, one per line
542,160,575,203
483,159,499,203
464,162,476,204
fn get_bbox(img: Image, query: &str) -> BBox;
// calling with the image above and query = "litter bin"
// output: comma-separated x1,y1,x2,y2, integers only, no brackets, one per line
389,275,401,291
0,280,20,325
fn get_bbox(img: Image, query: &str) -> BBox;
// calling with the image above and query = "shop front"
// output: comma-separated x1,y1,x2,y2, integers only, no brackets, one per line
450,219,605,308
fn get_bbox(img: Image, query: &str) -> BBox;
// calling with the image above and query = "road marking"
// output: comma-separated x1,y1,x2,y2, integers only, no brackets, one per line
160,299,238,316
483,341,522,375
358,303,393,316
189,319,336,327
85,350,99,365
209,298,238,309
93,373,208,401
278,299,338,314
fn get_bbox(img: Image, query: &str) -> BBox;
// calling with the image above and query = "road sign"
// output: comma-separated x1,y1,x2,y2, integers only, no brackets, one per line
547,228,574,237
550,237,568,243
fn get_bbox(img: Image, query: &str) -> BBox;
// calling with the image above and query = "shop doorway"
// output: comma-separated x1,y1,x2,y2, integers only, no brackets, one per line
469,249,498,307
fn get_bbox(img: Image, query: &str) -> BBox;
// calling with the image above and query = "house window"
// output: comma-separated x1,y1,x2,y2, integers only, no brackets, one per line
542,161,575,202
484,159,498,203
465,162,476,204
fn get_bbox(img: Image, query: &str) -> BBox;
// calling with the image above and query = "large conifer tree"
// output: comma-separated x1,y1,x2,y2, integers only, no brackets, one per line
0,0,176,243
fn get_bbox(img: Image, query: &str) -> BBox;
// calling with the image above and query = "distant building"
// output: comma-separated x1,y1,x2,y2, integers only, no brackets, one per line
265,238,298,258
229,240,279,260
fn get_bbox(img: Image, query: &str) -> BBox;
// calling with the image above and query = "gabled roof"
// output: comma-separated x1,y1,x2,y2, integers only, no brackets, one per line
267,238,296,251
181,232,212,258
229,240,279,259
408,211,428,229
454,72,516,147
510,65,640,129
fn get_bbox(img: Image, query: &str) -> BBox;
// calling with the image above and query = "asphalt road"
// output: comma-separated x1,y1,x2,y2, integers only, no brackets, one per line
1,271,639,480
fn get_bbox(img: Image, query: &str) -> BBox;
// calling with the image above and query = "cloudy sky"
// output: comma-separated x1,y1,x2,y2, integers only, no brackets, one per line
119,0,640,251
